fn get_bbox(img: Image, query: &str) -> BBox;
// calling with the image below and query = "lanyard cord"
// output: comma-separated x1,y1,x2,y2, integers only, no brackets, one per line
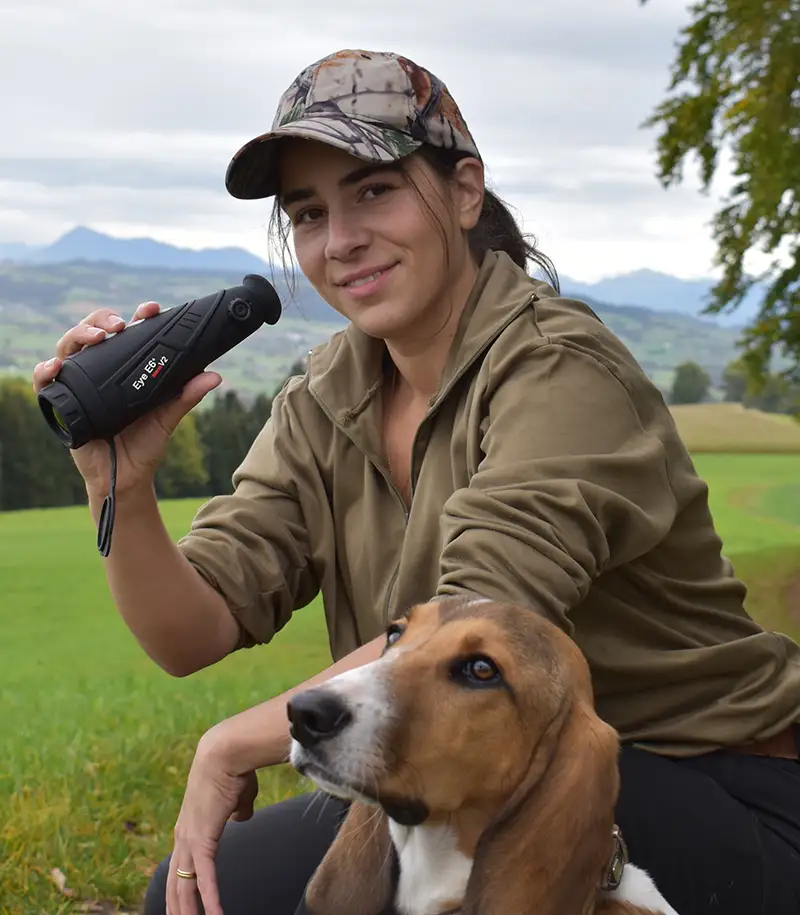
96,437,117,557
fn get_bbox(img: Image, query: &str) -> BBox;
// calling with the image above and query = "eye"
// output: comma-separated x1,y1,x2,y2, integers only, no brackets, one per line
452,655,503,688
385,623,405,648
360,183,393,201
294,206,325,225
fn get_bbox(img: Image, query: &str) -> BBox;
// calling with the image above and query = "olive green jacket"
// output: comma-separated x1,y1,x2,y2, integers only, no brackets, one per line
178,250,800,755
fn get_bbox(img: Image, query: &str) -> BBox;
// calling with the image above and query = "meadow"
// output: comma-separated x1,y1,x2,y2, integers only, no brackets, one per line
1,404,799,914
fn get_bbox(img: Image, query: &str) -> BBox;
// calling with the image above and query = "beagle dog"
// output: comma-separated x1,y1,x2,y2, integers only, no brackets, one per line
287,597,680,915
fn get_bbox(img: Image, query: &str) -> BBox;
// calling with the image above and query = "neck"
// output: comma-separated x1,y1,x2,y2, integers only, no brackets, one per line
385,254,480,401
387,806,494,915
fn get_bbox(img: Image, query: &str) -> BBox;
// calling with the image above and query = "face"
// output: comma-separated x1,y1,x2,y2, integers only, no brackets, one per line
287,598,573,822
277,139,485,347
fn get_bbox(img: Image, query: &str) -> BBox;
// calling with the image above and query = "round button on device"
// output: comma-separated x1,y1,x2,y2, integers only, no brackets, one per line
228,298,251,321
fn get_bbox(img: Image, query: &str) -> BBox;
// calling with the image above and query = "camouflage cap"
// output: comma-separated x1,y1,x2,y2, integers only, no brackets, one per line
225,49,481,200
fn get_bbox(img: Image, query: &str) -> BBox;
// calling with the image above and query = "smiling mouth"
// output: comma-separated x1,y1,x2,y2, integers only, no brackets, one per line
338,263,397,288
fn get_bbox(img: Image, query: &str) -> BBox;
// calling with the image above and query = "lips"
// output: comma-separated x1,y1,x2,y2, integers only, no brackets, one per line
336,262,398,288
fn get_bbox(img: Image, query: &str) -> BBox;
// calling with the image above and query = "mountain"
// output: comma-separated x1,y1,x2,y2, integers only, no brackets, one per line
0,226,764,325
559,268,763,327
0,260,344,397
0,259,743,398
3,226,271,274
0,241,39,260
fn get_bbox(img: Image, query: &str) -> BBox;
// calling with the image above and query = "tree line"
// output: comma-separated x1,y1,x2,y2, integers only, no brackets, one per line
1,353,797,513
669,358,800,413
0,359,306,512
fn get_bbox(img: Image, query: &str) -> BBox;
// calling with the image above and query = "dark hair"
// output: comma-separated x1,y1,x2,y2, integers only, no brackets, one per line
411,146,559,292
267,143,560,297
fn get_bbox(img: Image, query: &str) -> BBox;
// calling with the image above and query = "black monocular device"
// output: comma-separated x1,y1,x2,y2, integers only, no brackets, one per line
39,273,282,449
37,273,283,556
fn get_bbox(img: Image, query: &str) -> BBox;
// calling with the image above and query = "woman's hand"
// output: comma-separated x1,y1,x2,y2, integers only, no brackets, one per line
166,729,260,915
32,301,221,499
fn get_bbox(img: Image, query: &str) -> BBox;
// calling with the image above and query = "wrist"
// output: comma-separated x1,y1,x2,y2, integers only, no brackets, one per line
200,699,292,773
86,476,155,511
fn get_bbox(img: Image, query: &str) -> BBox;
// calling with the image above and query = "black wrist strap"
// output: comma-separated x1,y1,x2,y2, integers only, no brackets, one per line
97,437,117,557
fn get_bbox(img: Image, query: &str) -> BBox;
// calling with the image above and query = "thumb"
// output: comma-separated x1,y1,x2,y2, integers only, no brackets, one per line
157,371,222,434
230,772,259,822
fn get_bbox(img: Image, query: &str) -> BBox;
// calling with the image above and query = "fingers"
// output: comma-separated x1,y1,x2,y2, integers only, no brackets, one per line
130,300,161,323
166,851,223,915
32,357,62,393
61,307,127,357
155,372,223,436
230,771,258,822
166,854,200,915
194,852,224,915
33,301,161,393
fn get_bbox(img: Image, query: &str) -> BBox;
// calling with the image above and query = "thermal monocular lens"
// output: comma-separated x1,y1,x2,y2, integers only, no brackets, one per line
52,408,69,432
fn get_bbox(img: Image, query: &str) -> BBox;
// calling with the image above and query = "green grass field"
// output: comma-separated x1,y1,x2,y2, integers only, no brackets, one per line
2,443,800,913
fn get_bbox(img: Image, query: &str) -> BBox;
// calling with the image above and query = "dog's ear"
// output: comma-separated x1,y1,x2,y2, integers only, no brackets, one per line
462,690,621,915
304,800,395,915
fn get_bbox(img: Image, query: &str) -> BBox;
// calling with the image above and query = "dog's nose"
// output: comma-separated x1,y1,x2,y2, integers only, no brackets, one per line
287,689,353,748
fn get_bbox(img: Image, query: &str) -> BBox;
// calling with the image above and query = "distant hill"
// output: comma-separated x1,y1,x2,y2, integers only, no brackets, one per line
0,226,765,325
0,226,271,274
559,268,764,327
669,403,800,453
0,260,344,396
0,258,744,397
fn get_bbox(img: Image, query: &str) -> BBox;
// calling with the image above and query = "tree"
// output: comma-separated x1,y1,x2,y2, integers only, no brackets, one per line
195,390,254,495
670,361,711,404
721,358,749,402
154,413,209,499
642,0,799,386
0,377,85,510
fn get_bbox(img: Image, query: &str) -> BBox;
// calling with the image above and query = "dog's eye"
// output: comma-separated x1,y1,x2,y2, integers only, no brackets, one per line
453,655,502,687
386,624,404,647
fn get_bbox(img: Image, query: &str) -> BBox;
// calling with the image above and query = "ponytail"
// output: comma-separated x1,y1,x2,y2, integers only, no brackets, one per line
413,146,560,292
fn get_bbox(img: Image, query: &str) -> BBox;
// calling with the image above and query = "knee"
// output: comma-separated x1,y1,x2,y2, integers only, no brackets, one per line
142,853,171,915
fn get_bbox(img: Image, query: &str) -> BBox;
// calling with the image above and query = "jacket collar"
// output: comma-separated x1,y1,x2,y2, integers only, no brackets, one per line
306,250,547,434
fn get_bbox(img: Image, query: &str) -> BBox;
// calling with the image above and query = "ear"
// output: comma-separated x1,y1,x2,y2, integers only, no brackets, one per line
452,156,485,232
462,693,621,915
304,800,396,915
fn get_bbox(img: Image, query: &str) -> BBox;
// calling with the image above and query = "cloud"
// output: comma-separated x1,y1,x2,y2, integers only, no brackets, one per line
1,0,737,280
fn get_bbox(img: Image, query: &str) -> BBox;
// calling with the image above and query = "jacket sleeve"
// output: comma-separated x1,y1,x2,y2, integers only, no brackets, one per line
435,341,678,634
176,379,320,648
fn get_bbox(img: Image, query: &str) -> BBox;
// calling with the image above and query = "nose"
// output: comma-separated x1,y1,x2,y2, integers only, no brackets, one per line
287,689,353,748
325,211,370,262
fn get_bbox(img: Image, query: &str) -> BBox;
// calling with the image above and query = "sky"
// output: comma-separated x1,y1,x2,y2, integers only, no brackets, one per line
0,0,745,282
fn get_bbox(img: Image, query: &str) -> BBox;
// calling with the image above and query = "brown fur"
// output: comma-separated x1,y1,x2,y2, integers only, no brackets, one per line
303,598,628,915
305,801,394,915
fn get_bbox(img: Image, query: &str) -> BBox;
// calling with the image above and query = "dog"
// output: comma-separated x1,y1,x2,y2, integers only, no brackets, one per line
287,596,680,915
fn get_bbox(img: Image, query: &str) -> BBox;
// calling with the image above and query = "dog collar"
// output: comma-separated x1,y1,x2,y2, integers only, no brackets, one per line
601,824,629,891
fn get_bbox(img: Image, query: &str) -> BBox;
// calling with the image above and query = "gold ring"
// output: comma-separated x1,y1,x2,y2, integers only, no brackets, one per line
175,868,197,880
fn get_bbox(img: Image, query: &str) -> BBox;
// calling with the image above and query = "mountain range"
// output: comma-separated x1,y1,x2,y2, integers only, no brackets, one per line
0,226,763,326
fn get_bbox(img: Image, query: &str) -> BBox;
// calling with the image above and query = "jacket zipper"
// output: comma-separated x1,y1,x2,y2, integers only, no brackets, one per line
308,291,538,627
306,393,409,626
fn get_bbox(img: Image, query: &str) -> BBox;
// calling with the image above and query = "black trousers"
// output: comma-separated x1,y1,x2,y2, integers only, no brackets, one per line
144,745,800,915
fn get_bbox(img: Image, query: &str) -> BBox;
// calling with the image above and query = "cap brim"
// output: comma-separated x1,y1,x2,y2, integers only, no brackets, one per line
225,116,423,200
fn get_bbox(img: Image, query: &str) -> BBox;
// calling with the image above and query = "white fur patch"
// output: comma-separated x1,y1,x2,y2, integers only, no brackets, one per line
288,657,395,789
605,863,681,914
389,820,474,915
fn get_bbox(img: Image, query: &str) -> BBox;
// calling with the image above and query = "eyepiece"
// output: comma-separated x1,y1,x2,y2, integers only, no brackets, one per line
38,274,282,451
242,273,282,325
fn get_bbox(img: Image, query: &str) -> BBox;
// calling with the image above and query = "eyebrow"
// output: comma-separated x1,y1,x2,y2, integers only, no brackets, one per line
280,162,402,208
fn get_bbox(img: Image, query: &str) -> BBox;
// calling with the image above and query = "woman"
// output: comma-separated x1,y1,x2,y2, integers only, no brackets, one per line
33,49,800,915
